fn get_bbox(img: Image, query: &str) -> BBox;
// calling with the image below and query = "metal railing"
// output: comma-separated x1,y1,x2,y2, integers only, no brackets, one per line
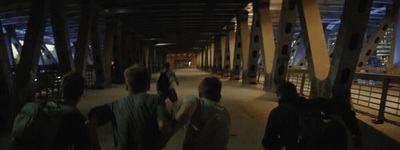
282,69,400,126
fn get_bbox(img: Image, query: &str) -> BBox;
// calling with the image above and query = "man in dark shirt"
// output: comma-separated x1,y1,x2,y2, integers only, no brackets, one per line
87,64,171,150
262,82,307,150
52,72,90,150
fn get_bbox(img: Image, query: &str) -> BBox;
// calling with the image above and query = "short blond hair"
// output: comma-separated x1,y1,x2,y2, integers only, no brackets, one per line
124,64,151,92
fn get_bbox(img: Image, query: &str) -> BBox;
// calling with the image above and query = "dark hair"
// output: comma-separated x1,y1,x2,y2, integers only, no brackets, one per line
164,62,170,68
124,64,151,92
198,77,222,102
276,81,298,98
61,72,84,101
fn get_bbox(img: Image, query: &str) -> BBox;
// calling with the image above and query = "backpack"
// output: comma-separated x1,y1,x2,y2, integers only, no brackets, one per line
157,70,170,91
297,101,347,150
10,100,65,149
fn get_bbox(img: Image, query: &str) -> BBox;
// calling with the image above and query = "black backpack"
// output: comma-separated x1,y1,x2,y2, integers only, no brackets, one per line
297,100,348,150
10,100,67,149
157,70,170,91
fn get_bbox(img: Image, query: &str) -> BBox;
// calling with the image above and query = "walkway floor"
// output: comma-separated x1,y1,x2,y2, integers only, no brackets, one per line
1,68,400,150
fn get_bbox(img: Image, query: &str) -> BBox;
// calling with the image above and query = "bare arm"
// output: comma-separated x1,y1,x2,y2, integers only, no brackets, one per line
171,98,197,134
172,72,179,86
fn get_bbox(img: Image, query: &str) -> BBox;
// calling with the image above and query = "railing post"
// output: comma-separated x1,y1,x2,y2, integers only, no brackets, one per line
299,70,307,96
373,77,391,124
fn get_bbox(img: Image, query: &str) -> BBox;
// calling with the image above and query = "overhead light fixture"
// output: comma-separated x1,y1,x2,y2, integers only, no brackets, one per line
155,43,174,46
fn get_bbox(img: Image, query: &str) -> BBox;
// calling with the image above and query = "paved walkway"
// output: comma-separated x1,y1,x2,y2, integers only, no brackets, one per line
1,68,400,150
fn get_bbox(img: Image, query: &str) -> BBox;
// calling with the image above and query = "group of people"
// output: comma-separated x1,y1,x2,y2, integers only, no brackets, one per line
10,62,361,150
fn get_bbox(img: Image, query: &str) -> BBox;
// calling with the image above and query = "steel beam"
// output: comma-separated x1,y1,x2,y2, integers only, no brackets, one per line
247,3,263,84
357,15,394,67
239,11,250,84
50,0,75,75
389,2,400,69
326,0,373,99
4,26,22,64
103,16,118,88
0,19,14,128
14,0,50,112
113,28,124,83
220,32,226,75
228,22,236,72
214,36,222,74
2,26,14,66
90,10,105,88
289,37,302,66
74,0,95,75
40,44,57,65
232,13,246,80
223,24,234,76
262,0,297,90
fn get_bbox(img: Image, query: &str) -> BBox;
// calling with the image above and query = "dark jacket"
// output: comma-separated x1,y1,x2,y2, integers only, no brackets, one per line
262,96,307,150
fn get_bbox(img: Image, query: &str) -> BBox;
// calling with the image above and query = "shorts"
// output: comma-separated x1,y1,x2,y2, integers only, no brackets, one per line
158,88,178,103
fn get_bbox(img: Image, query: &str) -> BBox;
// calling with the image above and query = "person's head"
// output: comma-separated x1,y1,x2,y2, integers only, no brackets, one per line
198,77,222,102
124,64,151,93
61,72,84,104
276,81,298,100
164,62,170,69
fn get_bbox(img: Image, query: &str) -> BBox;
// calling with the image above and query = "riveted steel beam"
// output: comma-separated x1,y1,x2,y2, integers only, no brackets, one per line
228,22,236,80
232,13,245,80
50,0,75,75
261,0,297,90
0,19,15,128
40,44,57,65
103,16,118,88
13,0,50,116
214,36,222,74
74,0,96,75
220,31,226,75
90,10,105,89
357,14,394,67
2,26,14,66
326,0,373,99
247,3,263,84
240,11,251,84
389,2,400,70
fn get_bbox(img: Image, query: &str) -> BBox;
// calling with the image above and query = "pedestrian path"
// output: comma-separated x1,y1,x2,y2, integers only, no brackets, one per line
1,68,399,150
